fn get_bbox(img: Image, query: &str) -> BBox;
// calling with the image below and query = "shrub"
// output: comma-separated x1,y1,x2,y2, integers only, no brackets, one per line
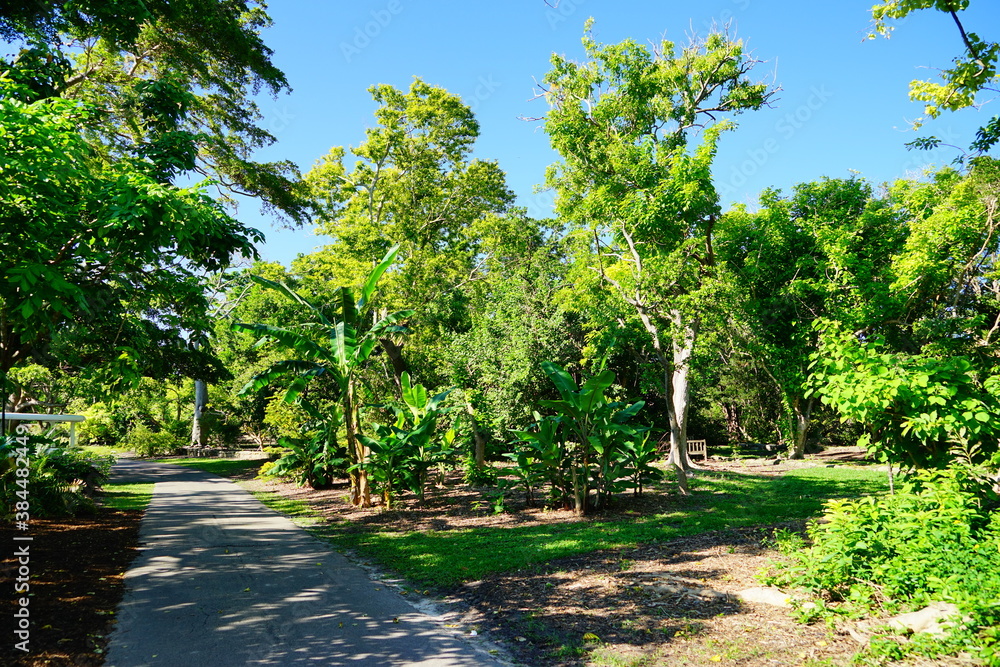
765,463,1000,665
1,433,113,518
123,424,184,457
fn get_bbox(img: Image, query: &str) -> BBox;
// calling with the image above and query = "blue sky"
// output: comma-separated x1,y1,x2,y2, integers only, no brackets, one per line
243,0,999,266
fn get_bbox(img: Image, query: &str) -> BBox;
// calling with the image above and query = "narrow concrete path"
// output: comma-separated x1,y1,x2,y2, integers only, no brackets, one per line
105,459,506,666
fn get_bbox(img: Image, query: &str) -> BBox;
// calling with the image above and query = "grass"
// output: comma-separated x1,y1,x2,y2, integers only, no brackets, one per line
313,465,888,588
245,488,323,526
100,482,154,510
81,444,130,458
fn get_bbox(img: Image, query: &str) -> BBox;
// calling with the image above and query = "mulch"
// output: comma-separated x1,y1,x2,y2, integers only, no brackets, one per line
0,509,143,667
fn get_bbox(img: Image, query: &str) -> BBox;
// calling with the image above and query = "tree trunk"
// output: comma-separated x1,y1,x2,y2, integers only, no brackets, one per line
344,382,370,507
379,337,408,387
191,379,208,447
665,314,698,474
465,401,486,467
788,396,813,460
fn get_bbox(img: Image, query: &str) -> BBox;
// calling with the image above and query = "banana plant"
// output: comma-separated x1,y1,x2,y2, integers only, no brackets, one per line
513,361,647,515
234,245,413,506
357,372,452,508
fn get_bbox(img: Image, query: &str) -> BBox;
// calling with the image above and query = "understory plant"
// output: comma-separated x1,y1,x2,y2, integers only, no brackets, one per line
765,460,1000,665
1,432,113,517
357,373,453,508
509,361,655,515
264,415,347,489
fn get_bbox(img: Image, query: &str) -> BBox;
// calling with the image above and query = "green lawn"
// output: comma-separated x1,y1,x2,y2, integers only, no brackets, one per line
312,465,888,588
100,482,154,510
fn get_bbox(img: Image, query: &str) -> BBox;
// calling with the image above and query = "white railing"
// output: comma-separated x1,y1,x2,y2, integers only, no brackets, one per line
2,413,86,447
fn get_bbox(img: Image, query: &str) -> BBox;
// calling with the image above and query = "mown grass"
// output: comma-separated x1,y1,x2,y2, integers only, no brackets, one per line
245,488,323,526
100,482,154,510
313,465,888,588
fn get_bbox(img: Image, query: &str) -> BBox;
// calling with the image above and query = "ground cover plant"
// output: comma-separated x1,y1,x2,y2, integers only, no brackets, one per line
765,460,1000,665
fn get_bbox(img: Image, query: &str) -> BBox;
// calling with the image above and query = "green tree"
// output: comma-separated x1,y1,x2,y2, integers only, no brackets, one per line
302,78,515,384
0,81,260,385
802,160,1000,467
716,177,908,457
1,0,310,221
541,23,774,490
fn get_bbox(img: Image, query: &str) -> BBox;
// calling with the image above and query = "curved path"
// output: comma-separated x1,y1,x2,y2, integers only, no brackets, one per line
105,459,507,666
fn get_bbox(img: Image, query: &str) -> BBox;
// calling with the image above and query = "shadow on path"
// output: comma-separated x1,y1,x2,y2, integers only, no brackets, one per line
105,460,506,667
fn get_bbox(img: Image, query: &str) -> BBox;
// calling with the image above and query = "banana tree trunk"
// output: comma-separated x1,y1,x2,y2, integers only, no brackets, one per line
344,382,371,507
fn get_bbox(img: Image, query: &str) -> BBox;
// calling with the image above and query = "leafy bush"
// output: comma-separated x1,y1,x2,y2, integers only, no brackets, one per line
509,361,654,515
462,457,498,487
765,463,1000,664
1,432,113,518
123,424,184,457
267,423,348,489
358,373,454,508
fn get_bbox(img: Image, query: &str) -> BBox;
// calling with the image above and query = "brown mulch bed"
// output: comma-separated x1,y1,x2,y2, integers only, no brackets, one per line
0,509,143,666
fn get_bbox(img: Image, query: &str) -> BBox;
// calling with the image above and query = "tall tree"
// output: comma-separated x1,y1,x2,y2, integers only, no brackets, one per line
541,23,774,489
0,80,260,385
1,0,310,221
302,78,515,386
716,177,908,457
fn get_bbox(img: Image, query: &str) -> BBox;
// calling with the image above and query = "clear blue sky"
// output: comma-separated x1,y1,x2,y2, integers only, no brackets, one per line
243,0,999,266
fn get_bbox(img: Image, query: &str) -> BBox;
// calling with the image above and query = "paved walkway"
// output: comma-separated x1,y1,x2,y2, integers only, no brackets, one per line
105,460,506,666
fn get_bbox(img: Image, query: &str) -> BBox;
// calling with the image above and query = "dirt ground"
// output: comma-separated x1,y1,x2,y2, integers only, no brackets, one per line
2,448,891,666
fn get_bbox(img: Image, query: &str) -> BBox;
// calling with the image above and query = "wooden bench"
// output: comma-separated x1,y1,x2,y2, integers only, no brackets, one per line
657,435,708,460
687,439,707,460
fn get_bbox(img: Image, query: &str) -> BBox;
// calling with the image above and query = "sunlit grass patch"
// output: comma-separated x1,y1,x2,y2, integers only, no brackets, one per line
315,465,889,588
101,482,154,510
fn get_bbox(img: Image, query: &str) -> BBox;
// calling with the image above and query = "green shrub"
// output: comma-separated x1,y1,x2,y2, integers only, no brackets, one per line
123,424,183,457
1,433,113,518
765,463,1000,665
462,458,498,487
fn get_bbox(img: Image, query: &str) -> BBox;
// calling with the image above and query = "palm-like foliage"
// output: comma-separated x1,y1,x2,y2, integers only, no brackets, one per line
234,246,413,505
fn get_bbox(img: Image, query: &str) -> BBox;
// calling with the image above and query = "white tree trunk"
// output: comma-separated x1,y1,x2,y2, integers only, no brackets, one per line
665,313,697,472
788,396,813,460
191,379,208,447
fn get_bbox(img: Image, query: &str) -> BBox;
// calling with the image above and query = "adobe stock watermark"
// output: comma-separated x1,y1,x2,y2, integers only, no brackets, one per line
340,1,404,63
544,0,587,30
466,75,501,113
717,84,834,198
896,125,963,178
11,422,33,654
266,105,296,139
